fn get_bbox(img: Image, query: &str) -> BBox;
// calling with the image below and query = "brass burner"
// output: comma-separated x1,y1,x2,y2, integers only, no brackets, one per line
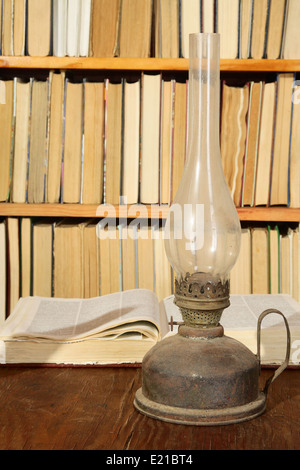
174,272,230,327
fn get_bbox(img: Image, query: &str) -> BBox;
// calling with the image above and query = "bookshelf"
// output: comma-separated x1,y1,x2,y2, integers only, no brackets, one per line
0,58,299,223
0,203,299,222
0,57,300,72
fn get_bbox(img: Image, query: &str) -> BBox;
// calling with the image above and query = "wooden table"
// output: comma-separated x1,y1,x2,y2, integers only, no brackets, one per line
0,366,299,450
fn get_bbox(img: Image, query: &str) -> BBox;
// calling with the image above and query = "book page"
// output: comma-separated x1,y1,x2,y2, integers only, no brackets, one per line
222,294,300,330
0,289,162,341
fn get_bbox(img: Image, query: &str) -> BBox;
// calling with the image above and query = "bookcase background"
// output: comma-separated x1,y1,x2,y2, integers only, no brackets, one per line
0,0,300,323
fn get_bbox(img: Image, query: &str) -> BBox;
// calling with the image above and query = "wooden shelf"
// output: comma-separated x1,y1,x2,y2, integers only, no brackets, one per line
0,204,299,222
0,57,300,72
0,59,299,224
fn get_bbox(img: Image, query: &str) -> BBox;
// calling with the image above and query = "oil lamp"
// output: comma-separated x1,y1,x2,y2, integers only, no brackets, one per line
134,33,290,425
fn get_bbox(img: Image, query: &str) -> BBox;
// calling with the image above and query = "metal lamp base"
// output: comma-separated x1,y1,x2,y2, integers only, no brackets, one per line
134,388,266,426
133,275,291,426
134,324,266,426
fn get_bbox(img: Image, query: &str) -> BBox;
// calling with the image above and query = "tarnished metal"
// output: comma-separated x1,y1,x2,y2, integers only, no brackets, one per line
257,309,291,394
134,324,266,425
134,271,291,425
134,309,291,425
174,273,230,327
134,389,266,426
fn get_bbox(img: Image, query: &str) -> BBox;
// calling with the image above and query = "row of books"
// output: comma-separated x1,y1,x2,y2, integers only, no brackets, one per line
0,71,186,205
231,224,300,304
221,73,300,208
0,0,152,58
1,0,300,59
1,217,299,323
1,71,299,207
180,0,300,60
0,217,173,321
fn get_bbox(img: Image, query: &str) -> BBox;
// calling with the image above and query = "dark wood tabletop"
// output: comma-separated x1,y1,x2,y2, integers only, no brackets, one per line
0,366,299,450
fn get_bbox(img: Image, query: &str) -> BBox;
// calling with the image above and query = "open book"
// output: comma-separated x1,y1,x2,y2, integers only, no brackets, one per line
0,289,299,366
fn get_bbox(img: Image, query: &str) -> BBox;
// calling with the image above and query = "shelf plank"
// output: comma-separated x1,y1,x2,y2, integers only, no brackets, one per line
0,203,170,219
0,204,299,222
1,57,300,72
236,207,300,222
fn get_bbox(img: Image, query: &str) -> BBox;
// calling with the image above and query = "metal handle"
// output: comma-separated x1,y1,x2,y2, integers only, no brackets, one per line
257,309,291,395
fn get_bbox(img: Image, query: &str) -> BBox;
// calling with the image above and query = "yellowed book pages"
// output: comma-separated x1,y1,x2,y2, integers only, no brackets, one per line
240,0,252,58
121,226,136,292
154,227,172,301
0,289,164,365
140,74,161,204
79,0,92,57
82,81,105,204
47,72,65,203
33,222,53,297
250,0,268,59
217,0,239,58
0,79,13,202
1,337,156,365
282,0,300,59
230,228,251,294
83,222,100,298
1,291,299,366
7,217,20,315
220,83,249,204
52,0,67,56
0,221,6,324
2,0,13,55
160,79,174,204
155,0,179,58
242,82,263,207
254,82,276,206
266,0,286,59
12,79,31,203
137,227,154,291
105,81,122,205
171,80,187,202
27,79,49,203
252,227,269,294
13,0,26,55
20,218,31,297
54,221,85,298
108,233,121,295
119,0,152,57
269,226,279,294
202,0,214,33
289,85,300,208
280,230,292,295
63,81,83,203
270,73,294,205
98,225,121,295
181,0,200,58
27,0,51,56
98,229,111,296
90,0,120,57
122,80,140,205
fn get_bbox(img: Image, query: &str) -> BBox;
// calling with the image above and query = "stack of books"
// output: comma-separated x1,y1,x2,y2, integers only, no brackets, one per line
0,218,173,320
1,0,300,59
0,72,299,208
230,224,300,302
221,74,300,208
0,217,299,324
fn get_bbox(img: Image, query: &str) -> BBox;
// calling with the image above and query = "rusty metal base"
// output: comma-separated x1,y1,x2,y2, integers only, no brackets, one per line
134,324,267,426
134,388,266,426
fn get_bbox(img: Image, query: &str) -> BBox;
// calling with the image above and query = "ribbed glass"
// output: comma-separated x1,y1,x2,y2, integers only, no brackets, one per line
164,33,241,282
